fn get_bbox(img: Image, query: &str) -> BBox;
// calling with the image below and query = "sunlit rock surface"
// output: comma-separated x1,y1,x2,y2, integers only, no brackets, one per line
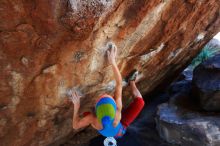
0,0,220,145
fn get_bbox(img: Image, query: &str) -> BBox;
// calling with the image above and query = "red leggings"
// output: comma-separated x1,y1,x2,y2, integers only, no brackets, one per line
121,97,145,127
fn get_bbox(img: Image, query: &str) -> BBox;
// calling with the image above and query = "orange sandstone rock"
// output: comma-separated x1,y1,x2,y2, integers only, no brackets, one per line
0,0,219,146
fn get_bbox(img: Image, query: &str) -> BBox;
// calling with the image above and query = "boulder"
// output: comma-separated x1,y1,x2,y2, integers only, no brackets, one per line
156,94,220,146
0,0,220,145
193,54,220,111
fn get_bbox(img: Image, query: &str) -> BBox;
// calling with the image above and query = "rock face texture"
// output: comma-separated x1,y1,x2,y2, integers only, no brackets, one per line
156,95,220,146
193,54,220,111
156,53,220,146
0,0,220,146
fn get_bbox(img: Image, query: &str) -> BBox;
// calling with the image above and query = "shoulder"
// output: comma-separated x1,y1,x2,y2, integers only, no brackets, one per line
90,115,103,130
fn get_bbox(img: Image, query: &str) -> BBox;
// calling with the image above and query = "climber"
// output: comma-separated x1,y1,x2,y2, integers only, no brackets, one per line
70,43,145,139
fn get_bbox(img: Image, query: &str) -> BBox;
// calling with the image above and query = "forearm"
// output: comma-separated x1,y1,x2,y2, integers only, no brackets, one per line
116,99,122,111
111,63,122,87
72,104,93,130
107,43,122,111
111,63,122,110
113,106,122,127
72,104,80,129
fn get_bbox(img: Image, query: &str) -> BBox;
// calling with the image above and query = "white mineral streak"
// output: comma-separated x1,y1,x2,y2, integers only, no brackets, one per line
69,0,78,11
58,79,67,98
69,0,113,16
140,43,165,63
122,1,171,56
103,0,171,70
104,80,116,91
43,65,57,74
8,72,23,112
167,48,183,60
90,56,99,71
196,32,206,42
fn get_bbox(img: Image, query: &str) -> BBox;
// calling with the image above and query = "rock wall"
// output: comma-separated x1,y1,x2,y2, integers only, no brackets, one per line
156,53,220,146
193,54,220,112
0,0,220,146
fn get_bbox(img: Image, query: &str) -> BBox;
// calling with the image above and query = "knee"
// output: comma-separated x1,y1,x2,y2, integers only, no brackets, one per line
135,97,145,108
140,98,145,107
134,93,142,99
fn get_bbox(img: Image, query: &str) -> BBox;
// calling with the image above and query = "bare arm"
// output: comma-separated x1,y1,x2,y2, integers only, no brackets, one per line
107,44,122,127
72,103,93,130
71,91,94,130
111,64,122,111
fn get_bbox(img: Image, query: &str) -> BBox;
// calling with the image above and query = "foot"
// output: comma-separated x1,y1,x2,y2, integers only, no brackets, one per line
126,69,139,84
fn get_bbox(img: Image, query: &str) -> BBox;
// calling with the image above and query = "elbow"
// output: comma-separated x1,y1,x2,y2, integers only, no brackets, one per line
73,126,79,130
72,123,79,130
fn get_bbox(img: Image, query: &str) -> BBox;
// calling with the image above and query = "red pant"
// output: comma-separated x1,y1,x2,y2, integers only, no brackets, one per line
121,97,145,127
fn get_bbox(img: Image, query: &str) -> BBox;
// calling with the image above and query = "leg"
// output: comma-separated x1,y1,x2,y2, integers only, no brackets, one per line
130,81,142,98
121,81,145,127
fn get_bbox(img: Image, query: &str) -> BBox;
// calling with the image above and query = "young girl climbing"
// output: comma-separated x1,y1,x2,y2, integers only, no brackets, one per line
70,43,145,139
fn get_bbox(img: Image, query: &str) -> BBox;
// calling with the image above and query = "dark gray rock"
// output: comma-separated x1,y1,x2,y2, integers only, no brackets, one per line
208,38,220,49
169,80,192,96
156,94,220,146
192,54,220,111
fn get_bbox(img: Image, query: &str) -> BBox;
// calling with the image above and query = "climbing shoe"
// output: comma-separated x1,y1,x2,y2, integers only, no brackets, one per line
125,69,139,83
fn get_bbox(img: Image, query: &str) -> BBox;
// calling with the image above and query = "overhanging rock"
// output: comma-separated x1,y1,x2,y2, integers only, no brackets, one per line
0,0,220,145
